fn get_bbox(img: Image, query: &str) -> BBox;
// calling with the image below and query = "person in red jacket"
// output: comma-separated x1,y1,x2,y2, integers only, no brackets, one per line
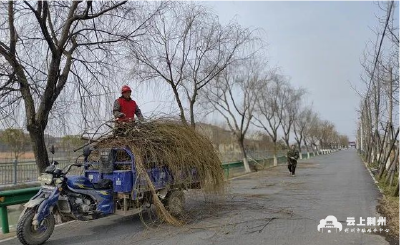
113,85,144,122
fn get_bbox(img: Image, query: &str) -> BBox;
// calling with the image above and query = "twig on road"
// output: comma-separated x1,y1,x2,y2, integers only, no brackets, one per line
246,217,277,234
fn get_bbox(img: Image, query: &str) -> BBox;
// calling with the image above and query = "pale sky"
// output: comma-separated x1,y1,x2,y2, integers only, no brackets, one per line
6,1,395,142
197,1,397,140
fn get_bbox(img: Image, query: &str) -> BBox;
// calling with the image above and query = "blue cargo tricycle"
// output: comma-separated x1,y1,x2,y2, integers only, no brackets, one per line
16,146,200,245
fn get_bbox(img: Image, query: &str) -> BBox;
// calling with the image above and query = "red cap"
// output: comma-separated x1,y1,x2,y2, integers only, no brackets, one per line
121,85,131,93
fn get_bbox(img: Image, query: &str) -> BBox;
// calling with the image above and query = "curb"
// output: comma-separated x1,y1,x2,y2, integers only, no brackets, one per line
228,150,337,181
361,158,383,194
0,233,15,243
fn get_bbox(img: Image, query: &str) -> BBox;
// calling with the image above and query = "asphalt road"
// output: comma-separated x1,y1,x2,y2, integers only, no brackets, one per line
2,149,389,245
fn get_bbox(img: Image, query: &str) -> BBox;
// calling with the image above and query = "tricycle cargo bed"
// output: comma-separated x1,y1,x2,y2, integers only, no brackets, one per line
84,147,200,195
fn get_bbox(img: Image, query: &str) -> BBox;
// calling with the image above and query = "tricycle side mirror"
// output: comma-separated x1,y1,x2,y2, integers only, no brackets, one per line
50,145,55,155
83,146,92,158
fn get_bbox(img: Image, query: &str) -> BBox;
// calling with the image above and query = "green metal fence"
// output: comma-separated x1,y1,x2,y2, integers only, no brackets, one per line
0,159,71,186
220,151,327,179
0,187,40,233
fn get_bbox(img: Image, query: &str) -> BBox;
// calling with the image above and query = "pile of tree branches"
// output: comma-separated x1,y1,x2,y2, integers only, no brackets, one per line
93,119,225,225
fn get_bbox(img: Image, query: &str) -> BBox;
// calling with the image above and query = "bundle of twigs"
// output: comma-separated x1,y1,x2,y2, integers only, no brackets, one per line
94,119,224,225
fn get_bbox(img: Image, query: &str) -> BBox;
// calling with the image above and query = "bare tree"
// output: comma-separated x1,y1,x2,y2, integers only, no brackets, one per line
319,120,336,149
293,106,312,158
0,1,162,172
356,1,399,197
253,72,285,166
339,135,349,148
0,128,29,161
201,61,264,173
183,22,257,128
304,113,321,153
280,85,305,148
305,116,343,151
130,2,256,127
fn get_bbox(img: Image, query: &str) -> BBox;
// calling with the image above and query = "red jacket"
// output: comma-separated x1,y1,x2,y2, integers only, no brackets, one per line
113,97,143,121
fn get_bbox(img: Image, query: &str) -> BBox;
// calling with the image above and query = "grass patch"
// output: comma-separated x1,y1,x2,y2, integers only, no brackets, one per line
361,152,399,240
376,173,399,240
368,161,380,169
377,195,399,239
377,173,399,196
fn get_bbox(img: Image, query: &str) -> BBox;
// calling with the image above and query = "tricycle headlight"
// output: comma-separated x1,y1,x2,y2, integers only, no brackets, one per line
38,173,53,185
54,178,63,184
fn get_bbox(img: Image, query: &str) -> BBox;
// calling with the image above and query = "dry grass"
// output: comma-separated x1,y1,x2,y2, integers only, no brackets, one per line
93,120,225,225
378,196,399,239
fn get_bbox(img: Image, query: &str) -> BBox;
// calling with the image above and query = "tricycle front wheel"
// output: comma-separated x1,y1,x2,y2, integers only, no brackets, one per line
17,208,55,245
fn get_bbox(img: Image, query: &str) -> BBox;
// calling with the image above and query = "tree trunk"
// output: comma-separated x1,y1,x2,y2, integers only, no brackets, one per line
189,100,195,128
303,138,309,152
388,170,395,186
387,69,393,164
393,181,399,197
366,102,374,163
284,136,290,148
377,123,389,166
378,128,399,179
366,136,373,163
385,151,397,184
374,130,380,164
27,125,50,173
171,85,187,126
189,89,198,128
297,141,302,159
303,138,309,159
238,139,251,173
373,75,380,164
392,160,398,186
272,140,278,166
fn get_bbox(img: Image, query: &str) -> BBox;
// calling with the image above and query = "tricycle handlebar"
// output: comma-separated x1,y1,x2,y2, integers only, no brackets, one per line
63,162,91,175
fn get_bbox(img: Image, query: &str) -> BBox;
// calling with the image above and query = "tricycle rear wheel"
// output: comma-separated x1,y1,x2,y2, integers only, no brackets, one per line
165,190,185,217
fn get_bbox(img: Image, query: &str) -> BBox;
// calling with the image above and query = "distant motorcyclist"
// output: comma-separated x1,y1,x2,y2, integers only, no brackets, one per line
287,144,300,176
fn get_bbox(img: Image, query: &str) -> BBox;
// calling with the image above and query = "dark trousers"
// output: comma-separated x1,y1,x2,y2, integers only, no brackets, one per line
288,160,297,175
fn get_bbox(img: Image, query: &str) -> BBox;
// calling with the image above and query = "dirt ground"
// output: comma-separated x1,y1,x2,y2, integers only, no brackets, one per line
0,152,35,161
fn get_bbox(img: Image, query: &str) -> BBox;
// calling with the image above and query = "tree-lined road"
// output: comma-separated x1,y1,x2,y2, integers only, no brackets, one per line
2,149,389,245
